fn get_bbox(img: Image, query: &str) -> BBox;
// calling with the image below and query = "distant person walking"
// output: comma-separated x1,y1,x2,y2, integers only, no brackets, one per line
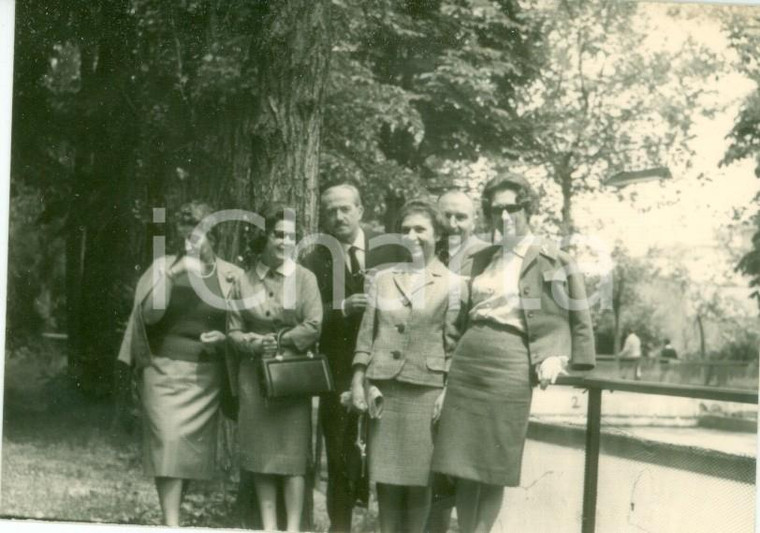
619,330,642,379
660,339,678,361
118,201,242,527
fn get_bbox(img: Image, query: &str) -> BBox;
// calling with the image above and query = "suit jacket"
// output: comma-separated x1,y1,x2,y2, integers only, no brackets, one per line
352,259,468,388
302,228,407,390
437,234,490,278
469,238,595,370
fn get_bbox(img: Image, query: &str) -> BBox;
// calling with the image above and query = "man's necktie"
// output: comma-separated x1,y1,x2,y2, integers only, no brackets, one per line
437,245,451,267
348,245,361,276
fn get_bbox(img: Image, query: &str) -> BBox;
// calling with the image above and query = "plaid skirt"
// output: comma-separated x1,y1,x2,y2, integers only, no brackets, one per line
432,322,533,487
368,380,441,487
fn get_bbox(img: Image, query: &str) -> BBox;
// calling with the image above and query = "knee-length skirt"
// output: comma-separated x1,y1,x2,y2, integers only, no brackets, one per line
368,380,441,487
237,359,312,475
431,322,533,487
141,357,221,480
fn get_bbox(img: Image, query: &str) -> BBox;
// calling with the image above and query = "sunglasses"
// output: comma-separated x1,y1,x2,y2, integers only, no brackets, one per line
271,230,296,241
488,203,524,217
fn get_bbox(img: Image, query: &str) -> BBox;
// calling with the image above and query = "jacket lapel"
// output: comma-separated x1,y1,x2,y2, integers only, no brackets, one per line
216,259,238,299
519,242,541,278
392,271,414,304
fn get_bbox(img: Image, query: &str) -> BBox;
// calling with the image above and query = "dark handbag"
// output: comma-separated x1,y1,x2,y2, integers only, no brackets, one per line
258,331,334,399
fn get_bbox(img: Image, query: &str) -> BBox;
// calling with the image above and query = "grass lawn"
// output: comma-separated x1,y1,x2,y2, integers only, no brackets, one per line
0,345,383,530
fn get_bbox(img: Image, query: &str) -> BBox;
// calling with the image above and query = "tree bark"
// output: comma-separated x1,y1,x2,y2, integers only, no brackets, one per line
696,314,706,359
66,1,139,396
246,0,331,234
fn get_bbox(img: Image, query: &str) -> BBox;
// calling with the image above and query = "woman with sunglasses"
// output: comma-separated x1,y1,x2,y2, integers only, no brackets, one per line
118,201,242,527
227,204,322,532
431,174,596,533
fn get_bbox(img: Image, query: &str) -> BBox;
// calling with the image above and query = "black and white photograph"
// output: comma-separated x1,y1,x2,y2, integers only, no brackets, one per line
0,0,758,532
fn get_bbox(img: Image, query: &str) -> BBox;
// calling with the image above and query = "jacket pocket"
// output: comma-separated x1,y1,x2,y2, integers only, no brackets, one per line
542,268,566,283
426,356,447,372
367,354,403,379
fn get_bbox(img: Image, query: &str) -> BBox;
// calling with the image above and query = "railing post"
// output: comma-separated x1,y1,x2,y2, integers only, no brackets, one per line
582,388,602,533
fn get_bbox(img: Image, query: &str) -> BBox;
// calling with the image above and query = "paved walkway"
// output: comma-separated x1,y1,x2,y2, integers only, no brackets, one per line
492,440,756,533
529,387,757,457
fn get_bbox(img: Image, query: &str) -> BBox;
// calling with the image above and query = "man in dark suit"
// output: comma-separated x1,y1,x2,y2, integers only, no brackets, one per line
303,184,403,532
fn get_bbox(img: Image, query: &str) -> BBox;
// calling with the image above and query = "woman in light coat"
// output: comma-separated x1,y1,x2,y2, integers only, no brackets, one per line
351,200,468,533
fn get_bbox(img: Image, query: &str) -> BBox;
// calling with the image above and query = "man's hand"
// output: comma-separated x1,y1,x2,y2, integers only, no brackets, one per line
343,293,369,316
537,356,569,390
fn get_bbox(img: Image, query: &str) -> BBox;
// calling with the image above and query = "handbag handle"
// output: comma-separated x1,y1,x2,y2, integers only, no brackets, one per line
274,328,315,359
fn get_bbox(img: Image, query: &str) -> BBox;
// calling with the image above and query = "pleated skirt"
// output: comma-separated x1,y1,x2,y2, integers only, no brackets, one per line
141,357,221,480
368,380,441,487
432,322,533,487
237,359,312,476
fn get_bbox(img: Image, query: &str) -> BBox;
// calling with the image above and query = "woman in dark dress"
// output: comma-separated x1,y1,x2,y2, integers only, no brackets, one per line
431,174,596,533
228,204,323,532
118,201,242,526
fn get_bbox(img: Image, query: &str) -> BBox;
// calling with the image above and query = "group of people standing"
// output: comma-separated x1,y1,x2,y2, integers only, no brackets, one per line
119,173,596,533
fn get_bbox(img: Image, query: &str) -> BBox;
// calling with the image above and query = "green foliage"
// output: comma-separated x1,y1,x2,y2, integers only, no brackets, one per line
590,245,665,354
714,324,760,362
6,184,66,341
722,13,760,175
322,0,540,219
735,216,760,307
10,0,542,390
517,0,725,231
722,14,760,310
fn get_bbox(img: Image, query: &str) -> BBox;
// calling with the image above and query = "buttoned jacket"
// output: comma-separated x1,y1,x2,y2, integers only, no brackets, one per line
352,258,469,388
302,228,407,390
469,238,595,370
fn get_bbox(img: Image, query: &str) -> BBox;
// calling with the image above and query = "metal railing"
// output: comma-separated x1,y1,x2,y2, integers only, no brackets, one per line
553,375,758,533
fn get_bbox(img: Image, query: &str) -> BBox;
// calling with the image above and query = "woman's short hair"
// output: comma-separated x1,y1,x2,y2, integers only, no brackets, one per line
394,199,446,238
248,203,301,256
481,172,538,221
174,200,218,246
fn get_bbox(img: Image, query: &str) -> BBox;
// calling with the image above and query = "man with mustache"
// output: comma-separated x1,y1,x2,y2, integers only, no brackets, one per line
303,184,404,532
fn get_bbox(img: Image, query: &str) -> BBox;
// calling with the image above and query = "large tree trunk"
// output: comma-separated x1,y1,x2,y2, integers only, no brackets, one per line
231,3,331,530
245,0,331,234
696,314,706,359
66,2,139,396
